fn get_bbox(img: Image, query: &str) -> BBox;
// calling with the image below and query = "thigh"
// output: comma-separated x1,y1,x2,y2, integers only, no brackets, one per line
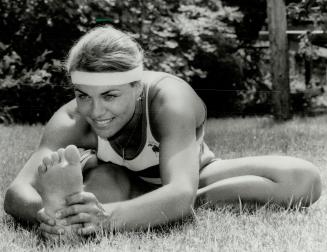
83,162,159,203
199,155,315,188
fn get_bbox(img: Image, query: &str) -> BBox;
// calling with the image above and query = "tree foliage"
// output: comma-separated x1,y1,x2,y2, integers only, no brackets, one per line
221,0,267,44
0,0,272,123
287,0,327,28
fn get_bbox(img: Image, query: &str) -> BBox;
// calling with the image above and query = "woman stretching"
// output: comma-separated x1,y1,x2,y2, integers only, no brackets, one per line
4,26,322,239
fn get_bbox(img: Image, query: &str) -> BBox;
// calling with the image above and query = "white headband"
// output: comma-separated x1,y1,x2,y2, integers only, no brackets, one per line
71,65,143,86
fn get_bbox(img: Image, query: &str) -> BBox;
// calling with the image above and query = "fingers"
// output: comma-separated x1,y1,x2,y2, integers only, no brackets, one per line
40,223,84,241
40,222,65,235
60,213,92,226
77,225,97,236
70,223,84,231
65,191,97,206
56,204,85,219
40,232,61,242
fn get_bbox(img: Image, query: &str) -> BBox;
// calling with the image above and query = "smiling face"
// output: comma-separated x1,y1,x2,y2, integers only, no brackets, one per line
74,82,141,139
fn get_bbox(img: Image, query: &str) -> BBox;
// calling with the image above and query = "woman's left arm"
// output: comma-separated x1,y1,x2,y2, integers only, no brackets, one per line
110,117,200,230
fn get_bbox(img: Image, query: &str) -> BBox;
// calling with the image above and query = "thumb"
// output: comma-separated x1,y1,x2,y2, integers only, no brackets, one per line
37,208,55,226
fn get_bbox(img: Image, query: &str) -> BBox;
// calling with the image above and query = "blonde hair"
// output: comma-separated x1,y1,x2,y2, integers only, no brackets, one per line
66,25,143,73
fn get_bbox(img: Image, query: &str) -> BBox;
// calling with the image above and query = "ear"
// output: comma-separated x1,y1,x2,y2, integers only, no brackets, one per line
135,81,144,98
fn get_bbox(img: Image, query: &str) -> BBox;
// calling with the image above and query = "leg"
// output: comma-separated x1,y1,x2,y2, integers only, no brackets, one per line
197,156,322,207
83,162,158,204
83,162,131,203
38,144,155,208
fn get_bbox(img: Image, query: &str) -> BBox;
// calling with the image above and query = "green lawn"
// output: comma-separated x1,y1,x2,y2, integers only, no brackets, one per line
1,116,327,251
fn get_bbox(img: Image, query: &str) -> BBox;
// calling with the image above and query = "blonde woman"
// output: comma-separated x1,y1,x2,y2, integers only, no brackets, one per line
4,26,321,239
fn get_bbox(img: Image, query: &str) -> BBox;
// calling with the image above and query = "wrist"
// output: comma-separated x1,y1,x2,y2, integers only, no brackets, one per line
102,202,123,231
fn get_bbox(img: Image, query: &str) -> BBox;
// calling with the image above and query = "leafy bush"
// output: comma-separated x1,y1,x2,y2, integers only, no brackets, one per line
0,44,74,124
0,0,271,123
0,0,107,123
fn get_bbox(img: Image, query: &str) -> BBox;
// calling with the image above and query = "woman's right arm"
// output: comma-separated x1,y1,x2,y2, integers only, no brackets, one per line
4,147,57,223
4,100,92,223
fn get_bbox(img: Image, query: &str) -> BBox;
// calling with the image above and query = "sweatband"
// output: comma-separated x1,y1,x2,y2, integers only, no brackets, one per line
71,65,143,86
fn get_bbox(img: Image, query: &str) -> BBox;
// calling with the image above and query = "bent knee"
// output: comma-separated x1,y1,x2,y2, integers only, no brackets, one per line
84,163,128,183
83,163,131,202
281,160,321,206
294,162,321,205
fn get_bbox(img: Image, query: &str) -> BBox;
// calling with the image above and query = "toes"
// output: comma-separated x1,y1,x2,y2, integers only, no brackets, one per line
38,163,47,174
51,152,60,165
57,148,65,162
64,145,81,165
43,156,52,169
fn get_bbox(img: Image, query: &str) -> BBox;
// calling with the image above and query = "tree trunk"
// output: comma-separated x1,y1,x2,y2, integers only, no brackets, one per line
267,0,291,120
304,57,312,87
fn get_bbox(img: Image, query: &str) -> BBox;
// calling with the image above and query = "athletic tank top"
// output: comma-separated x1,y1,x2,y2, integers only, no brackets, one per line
97,72,215,184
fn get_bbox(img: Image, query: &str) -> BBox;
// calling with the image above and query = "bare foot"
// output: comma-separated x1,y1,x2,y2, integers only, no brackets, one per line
38,145,83,218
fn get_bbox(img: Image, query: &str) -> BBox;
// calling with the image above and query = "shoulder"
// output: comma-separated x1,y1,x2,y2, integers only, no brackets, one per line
144,71,205,139
144,71,203,110
40,99,97,150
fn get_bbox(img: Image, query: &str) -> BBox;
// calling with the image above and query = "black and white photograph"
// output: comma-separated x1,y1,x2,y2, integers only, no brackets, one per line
1,0,327,251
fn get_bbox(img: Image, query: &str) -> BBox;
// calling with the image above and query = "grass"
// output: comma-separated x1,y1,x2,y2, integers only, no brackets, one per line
1,116,327,251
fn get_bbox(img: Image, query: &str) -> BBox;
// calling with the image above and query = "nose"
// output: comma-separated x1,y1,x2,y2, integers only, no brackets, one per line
90,99,106,118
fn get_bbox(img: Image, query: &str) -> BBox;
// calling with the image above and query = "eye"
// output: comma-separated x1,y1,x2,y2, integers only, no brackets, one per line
76,93,90,101
103,93,116,101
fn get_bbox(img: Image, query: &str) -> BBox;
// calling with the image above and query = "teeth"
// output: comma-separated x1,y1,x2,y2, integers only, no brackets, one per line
94,118,113,126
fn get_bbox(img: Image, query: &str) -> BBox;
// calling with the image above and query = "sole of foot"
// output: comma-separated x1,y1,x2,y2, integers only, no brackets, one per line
38,145,83,220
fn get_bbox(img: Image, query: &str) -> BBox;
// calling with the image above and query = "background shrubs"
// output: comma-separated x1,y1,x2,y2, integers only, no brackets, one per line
1,0,323,124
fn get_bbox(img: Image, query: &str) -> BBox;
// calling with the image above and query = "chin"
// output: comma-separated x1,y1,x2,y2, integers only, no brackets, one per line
95,130,114,139
89,119,126,139
91,126,112,138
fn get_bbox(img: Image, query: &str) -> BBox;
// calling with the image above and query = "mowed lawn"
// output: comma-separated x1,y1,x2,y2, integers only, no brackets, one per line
1,116,327,251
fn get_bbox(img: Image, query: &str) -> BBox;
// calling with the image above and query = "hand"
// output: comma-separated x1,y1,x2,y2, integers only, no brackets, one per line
56,192,109,235
37,208,83,241
36,208,64,240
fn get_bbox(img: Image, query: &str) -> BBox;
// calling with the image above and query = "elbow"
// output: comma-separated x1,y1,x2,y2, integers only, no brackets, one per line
4,182,24,216
180,190,196,217
171,184,197,216
4,185,15,215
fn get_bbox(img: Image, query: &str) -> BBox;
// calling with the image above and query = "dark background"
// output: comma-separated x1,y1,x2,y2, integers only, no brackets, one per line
1,0,326,124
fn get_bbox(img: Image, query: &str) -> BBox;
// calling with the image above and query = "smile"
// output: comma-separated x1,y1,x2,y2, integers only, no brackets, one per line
93,118,114,127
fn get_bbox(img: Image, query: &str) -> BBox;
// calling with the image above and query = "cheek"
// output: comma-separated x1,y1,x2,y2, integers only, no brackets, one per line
113,97,135,116
125,98,136,116
76,101,90,115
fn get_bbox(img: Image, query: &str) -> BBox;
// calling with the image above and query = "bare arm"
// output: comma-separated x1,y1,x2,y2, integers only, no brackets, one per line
4,147,51,223
4,100,93,223
105,80,201,230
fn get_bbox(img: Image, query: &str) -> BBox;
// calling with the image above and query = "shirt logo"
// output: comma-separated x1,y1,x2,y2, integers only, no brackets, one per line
148,142,160,156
